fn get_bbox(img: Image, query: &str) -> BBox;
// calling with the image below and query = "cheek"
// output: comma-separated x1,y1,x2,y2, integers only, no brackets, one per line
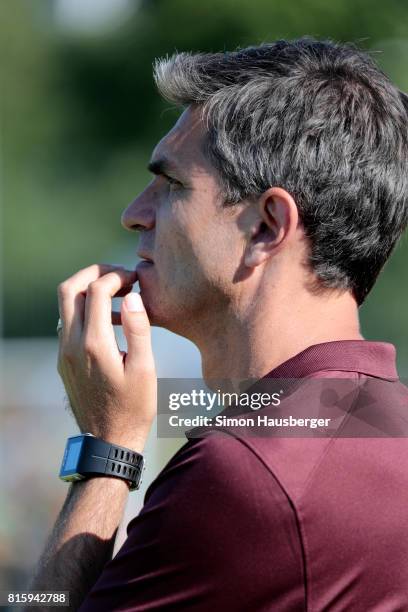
199,222,241,273
158,199,239,286
163,210,206,270
154,228,197,292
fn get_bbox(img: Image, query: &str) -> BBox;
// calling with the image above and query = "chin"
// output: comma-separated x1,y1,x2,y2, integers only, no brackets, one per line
138,294,160,326
140,292,176,329
148,301,195,339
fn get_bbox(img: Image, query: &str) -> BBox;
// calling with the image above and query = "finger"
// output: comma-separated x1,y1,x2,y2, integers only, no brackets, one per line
114,284,134,298
112,311,122,325
83,269,137,344
58,264,125,343
110,286,132,327
121,292,155,374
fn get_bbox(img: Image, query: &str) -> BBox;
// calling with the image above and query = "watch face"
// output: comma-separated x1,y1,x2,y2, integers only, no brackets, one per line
64,440,82,470
60,436,84,476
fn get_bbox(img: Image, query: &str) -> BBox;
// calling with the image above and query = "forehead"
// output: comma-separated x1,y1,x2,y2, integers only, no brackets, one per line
150,106,213,175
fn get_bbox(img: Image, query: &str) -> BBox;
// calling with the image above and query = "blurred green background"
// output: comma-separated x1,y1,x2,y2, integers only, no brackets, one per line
1,0,408,596
1,0,408,367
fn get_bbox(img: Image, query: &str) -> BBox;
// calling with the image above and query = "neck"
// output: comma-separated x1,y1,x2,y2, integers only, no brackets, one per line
193,289,363,391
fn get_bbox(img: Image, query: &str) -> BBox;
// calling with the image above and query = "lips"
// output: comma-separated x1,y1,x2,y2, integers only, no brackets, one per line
137,252,154,263
136,252,154,274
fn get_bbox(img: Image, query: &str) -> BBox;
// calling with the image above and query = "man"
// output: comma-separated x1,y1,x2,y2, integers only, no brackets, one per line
29,38,408,610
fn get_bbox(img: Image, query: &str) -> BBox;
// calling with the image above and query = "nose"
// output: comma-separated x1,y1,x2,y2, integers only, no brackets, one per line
121,187,156,232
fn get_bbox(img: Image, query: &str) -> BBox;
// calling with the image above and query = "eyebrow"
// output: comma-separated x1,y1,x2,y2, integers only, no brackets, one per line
147,157,182,180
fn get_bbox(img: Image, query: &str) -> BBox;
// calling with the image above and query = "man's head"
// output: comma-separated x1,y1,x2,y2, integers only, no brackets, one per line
122,38,408,339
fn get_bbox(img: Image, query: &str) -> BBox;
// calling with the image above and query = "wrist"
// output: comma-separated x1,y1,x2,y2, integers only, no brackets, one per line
80,424,152,454
60,434,145,491
94,433,148,455
69,474,131,494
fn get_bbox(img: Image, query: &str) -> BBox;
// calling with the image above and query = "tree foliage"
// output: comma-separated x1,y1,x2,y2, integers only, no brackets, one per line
1,0,408,371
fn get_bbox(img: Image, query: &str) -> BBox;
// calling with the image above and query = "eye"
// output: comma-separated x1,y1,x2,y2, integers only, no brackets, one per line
166,176,182,189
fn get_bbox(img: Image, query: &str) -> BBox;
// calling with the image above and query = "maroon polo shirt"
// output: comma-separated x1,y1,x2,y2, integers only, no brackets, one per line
79,340,408,611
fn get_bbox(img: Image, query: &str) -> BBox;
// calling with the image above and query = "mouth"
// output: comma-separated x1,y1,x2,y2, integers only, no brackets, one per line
136,253,154,271
137,252,154,264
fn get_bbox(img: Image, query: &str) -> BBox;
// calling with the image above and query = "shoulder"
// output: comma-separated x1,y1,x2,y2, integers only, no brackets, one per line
126,433,303,579
146,433,257,491
83,434,305,611
129,433,298,540
143,432,274,504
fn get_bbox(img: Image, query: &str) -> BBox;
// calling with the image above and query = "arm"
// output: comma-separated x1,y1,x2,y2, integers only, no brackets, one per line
27,264,156,611
28,478,130,611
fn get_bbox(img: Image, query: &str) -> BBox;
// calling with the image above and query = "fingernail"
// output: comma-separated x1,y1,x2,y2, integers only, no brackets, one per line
125,292,144,312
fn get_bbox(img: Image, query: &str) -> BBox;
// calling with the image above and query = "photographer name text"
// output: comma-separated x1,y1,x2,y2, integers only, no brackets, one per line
168,415,331,429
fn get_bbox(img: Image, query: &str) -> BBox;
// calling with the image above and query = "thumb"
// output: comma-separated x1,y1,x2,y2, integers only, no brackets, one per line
121,292,154,372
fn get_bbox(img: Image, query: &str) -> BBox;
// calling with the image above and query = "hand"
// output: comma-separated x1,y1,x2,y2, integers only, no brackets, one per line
57,264,157,453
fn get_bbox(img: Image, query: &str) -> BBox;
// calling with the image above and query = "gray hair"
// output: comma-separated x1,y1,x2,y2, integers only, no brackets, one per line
153,38,408,305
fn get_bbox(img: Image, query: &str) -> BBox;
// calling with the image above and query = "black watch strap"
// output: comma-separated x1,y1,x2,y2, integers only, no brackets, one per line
59,433,145,491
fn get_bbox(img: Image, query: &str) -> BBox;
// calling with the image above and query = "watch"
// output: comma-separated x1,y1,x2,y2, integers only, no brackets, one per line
59,433,145,491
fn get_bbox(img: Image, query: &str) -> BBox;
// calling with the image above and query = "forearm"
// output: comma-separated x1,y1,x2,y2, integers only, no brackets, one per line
27,476,130,611
42,265,156,609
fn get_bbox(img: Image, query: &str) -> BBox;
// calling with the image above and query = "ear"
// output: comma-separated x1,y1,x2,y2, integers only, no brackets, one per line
244,187,299,268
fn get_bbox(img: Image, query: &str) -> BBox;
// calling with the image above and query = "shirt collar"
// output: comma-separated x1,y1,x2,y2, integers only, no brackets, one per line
185,340,399,440
264,340,398,381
